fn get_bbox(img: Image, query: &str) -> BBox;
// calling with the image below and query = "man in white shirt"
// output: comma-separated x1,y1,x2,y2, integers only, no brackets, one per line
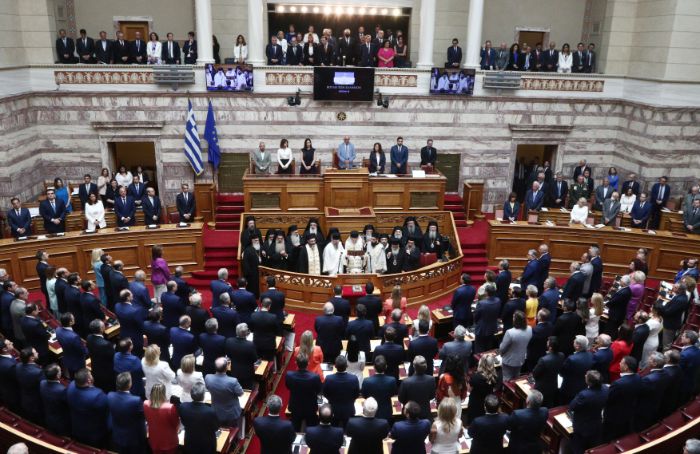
322,233,345,276
366,236,387,274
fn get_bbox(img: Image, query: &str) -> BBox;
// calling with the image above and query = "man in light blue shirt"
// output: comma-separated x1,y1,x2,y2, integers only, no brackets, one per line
204,356,244,427
337,136,356,169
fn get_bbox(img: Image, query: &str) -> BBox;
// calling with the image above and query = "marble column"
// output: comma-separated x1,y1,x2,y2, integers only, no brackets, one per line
247,0,265,66
195,0,214,64
464,0,484,68
416,0,436,69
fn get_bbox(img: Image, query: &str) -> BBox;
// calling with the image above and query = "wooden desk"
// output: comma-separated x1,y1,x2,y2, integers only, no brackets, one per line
431,308,454,339
487,220,700,280
553,412,574,435
283,313,296,331
0,223,204,292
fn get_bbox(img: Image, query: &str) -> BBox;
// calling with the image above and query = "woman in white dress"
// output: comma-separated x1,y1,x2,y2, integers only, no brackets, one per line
620,187,636,213
115,165,133,187
411,305,433,339
429,398,463,454
177,354,204,403
142,345,176,400
84,193,106,230
570,197,589,224
147,32,162,65
45,266,58,315
97,167,110,204
277,138,293,174
233,35,248,64
558,43,573,73
641,305,663,368
346,336,366,387
587,293,604,343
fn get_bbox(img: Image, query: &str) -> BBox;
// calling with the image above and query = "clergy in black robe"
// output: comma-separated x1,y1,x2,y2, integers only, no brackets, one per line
385,238,406,274
241,236,262,298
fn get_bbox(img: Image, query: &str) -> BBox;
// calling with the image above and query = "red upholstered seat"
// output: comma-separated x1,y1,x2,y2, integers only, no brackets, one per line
613,433,643,450
640,422,671,442
681,399,700,418
661,411,690,430
420,253,437,267
584,443,618,454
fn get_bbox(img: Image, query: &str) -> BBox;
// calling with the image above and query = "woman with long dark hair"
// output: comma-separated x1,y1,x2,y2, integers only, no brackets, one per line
369,142,386,174
299,138,317,174
437,354,468,420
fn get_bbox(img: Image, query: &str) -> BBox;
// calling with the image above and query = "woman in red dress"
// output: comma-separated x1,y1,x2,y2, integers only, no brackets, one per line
608,323,634,382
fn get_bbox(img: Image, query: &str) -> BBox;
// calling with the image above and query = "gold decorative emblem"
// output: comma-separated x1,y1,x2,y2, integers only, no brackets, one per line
337,112,347,121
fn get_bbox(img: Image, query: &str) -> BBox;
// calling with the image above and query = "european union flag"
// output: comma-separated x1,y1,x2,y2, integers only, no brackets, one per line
204,99,221,169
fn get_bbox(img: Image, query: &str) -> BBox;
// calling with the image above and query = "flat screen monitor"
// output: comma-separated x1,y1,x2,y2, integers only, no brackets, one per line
205,64,253,92
313,67,375,101
429,68,475,95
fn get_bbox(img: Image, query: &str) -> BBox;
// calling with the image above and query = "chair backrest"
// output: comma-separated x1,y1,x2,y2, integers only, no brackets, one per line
614,214,622,227
420,253,437,267
584,443,618,454
613,433,643,450
641,422,672,442
586,216,595,225
332,148,339,169
495,208,504,220
528,212,539,223
661,410,690,430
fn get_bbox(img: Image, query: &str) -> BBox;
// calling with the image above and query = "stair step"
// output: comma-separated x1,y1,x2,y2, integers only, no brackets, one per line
462,256,488,265
217,205,245,213
461,248,487,257
445,194,462,204
217,194,244,203
445,204,463,211
205,250,238,259
215,222,240,231
454,221,468,228
215,214,241,222
451,212,466,220
204,260,238,269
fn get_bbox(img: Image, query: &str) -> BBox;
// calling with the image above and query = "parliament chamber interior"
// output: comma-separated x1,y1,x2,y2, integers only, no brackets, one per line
1,0,700,453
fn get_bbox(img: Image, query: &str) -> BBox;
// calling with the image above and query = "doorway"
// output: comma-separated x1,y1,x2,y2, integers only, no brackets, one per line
218,153,248,193
512,144,557,201
436,154,460,192
119,21,149,40
517,30,547,49
109,142,158,193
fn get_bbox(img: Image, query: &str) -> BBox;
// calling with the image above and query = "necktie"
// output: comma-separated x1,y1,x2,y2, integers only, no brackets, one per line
184,193,188,203
486,52,490,65
533,191,537,202
103,41,106,51
83,39,86,48
51,201,55,212
150,197,154,206
16,209,20,217
588,53,591,65
169,42,173,58
63,38,66,47
120,40,123,46
137,41,140,52
122,197,126,205
694,208,698,216
558,182,561,196
659,186,664,200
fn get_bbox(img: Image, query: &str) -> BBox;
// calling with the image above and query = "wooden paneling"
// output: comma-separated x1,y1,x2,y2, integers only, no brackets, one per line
370,176,446,211
464,181,484,220
194,183,216,224
0,224,204,292
324,169,370,209
436,153,461,192
487,220,700,281
244,174,324,212
218,153,248,193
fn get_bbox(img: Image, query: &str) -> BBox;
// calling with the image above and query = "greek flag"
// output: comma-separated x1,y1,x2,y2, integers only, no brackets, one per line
183,100,204,175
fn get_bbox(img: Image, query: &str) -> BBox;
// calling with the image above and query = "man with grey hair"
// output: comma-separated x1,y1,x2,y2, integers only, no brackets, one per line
520,249,540,290
398,355,435,420
0,269,8,283
525,181,544,212
210,268,233,309
211,291,239,339
588,245,604,296
570,370,608,454
253,394,296,452
658,282,690,350
6,443,28,454
199,318,225,375
314,302,344,360
536,244,550,293
204,356,244,427
507,389,548,453
685,439,700,454
346,397,390,453
129,269,151,310
540,277,559,323
634,351,668,431
679,330,700,403
592,334,613,383
179,381,219,453
560,335,594,403
684,185,700,213
173,265,192,304
109,260,129,304
186,292,209,338
439,324,472,374
10,287,28,343
495,259,511,305
562,261,586,302
474,284,501,353
224,323,257,389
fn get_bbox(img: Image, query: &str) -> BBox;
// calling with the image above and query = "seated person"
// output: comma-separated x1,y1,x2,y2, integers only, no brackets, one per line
570,198,589,224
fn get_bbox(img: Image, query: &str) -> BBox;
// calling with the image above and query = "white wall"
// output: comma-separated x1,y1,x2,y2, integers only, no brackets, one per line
0,0,55,67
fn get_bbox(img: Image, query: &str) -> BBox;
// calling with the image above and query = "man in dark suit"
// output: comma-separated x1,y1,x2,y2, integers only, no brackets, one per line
266,36,284,65
210,268,234,309
336,29,356,65
524,181,545,211
76,29,95,64
141,187,162,224
606,274,632,336
635,352,670,431
594,178,614,211
302,35,319,66
56,313,87,378
543,41,559,72
259,276,286,321
592,334,613,383
323,356,360,427
588,246,604,295
182,31,198,64
603,355,642,441
399,356,436,420
572,159,591,181
16,347,44,424
408,320,438,374
143,308,170,363
77,174,98,209
684,198,700,233
315,302,344,361
480,40,497,70
621,173,641,196
572,42,587,73
508,389,549,454
519,249,540,292
86,320,115,392
539,277,559,323
390,401,431,451
7,197,32,238
359,35,377,67
0,338,20,412
185,294,209,338
630,314,650,364
115,289,146,357
657,282,690,349
94,30,112,64
286,354,322,431
208,292,237,337
170,315,197,371
346,304,375,357
20,304,50,364
39,189,66,234
56,29,76,63
438,325,472,374
286,37,303,65
585,43,597,72
650,175,670,229
533,336,565,407
162,280,186,329
329,285,350,327
176,183,196,223
199,319,226,375
361,355,398,421
111,31,130,64
66,369,109,448
390,136,409,175
379,309,409,346
561,262,586,302
570,370,609,454
452,273,476,328
446,38,462,68
560,335,594,403
253,395,296,453
129,31,147,64
468,394,509,453
346,397,390,454
554,299,584,357
549,172,569,208
680,330,700,403
127,175,146,207
114,186,135,227
230,276,256,321
179,382,219,454
162,33,181,64
249,298,280,360
630,192,652,228
173,266,192,304
63,273,85,335
525,309,553,372
306,404,345,452
474,285,501,353
109,260,130,305
107,372,147,453
495,260,512,307
660,349,683,418
357,282,382,333
99,254,115,310
374,327,405,380
40,364,70,436
224,323,257,389
419,139,437,170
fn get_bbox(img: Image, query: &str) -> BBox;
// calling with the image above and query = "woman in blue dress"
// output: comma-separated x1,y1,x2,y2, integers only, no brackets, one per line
608,167,619,191
53,177,72,213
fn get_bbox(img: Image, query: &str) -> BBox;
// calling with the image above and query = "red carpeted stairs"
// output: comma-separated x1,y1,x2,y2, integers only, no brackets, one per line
188,194,244,293
445,193,468,228
457,220,492,287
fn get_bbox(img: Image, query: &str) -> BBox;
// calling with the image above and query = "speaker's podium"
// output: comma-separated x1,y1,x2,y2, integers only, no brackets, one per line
323,167,370,208
324,206,376,236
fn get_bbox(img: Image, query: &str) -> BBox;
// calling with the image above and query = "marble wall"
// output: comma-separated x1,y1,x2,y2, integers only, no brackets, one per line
0,92,698,211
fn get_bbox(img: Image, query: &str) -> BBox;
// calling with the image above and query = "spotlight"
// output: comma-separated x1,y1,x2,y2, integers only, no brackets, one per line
335,5,343,14
381,8,388,15
277,5,285,12
287,89,301,107
369,7,377,14
358,7,366,14
392,8,401,16
376,91,389,109
312,6,319,13
300,6,308,13
289,6,297,12
346,6,354,15
324,5,332,14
